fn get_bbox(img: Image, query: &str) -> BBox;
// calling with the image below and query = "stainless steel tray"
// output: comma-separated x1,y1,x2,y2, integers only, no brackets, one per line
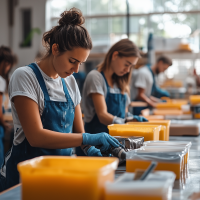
114,136,144,151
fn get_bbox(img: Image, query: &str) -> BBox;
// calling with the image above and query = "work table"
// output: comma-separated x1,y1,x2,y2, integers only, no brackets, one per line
1,135,200,200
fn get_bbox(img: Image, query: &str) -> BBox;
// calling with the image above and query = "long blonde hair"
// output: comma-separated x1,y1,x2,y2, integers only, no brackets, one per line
97,39,140,93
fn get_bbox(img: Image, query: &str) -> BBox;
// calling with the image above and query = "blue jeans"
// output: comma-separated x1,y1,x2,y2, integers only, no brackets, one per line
0,126,4,168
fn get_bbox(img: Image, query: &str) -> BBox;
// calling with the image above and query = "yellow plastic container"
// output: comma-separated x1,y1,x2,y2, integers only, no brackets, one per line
127,120,171,141
126,159,181,180
156,102,187,110
126,149,184,179
137,147,186,172
190,95,200,105
108,124,161,141
143,115,165,120
161,97,187,104
128,124,166,141
153,109,183,115
106,193,163,200
194,113,200,119
17,156,119,200
127,123,166,141
160,80,183,88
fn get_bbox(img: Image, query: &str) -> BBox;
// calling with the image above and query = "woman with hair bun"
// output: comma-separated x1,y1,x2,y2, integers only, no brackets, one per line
0,8,121,191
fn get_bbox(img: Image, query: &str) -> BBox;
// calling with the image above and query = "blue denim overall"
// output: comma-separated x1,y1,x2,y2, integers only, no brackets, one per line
0,107,5,168
85,72,126,133
148,65,170,98
76,72,126,156
0,63,75,191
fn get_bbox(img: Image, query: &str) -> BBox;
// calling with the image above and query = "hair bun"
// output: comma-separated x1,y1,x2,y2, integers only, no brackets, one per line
59,8,85,26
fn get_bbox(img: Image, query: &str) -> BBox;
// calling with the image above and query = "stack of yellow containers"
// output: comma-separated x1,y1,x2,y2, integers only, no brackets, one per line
153,99,189,116
108,124,161,141
156,101,188,110
127,120,171,141
126,141,191,180
140,98,190,120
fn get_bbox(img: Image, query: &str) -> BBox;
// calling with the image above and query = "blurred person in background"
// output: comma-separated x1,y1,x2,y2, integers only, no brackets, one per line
194,68,200,87
130,55,172,115
0,46,17,167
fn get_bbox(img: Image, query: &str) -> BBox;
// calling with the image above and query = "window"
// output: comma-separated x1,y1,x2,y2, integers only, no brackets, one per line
195,59,200,75
20,9,32,47
46,0,200,50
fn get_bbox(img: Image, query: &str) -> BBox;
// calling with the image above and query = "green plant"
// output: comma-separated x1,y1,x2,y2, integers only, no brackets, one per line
21,28,41,47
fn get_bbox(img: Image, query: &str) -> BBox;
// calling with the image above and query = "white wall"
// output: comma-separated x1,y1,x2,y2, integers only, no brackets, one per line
0,0,47,68
0,0,9,46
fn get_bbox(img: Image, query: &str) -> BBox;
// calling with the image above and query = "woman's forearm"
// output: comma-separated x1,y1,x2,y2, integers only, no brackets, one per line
150,96,161,103
97,111,114,125
138,93,156,107
28,129,83,149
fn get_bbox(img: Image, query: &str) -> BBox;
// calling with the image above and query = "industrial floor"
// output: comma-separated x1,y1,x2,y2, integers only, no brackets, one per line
1,135,200,200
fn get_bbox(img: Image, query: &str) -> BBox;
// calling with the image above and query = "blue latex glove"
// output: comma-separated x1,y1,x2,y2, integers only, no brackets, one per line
161,99,167,102
87,146,102,157
82,133,121,152
133,115,148,122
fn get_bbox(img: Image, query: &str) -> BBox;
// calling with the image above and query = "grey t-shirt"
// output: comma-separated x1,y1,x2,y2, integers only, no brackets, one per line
130,66,153,101
82,70,130,123
8,63,81,146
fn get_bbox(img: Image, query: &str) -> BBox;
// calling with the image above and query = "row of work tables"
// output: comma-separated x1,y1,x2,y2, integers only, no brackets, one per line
0,135,200,200
1,116,200,199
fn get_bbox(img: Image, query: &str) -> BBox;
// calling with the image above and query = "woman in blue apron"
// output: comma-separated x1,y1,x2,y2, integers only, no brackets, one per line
0,46,16,167
82,39,148,136
0,8,121,192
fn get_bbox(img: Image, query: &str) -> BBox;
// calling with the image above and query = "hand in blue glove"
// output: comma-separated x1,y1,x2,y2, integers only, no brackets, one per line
82,133,122,152
87,146,102,157
133,115,148,122
161,99,167,102
125,112,148,122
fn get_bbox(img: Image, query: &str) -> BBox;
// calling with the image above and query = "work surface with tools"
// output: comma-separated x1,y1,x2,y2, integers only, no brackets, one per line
1,136,200,200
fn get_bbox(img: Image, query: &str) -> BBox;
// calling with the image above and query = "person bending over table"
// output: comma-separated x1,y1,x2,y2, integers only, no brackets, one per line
0,8,121,192
130,56,172,115
82,39,148,136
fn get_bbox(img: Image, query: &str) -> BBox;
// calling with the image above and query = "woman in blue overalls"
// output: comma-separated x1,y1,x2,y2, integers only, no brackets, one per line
82,39,148,136
0,46,16,167
0,8,121,192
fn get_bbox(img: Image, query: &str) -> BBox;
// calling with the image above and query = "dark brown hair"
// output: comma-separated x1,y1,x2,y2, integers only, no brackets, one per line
43,8,92,57
98,39,141,93
0,46,17,86
157,55,172,66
